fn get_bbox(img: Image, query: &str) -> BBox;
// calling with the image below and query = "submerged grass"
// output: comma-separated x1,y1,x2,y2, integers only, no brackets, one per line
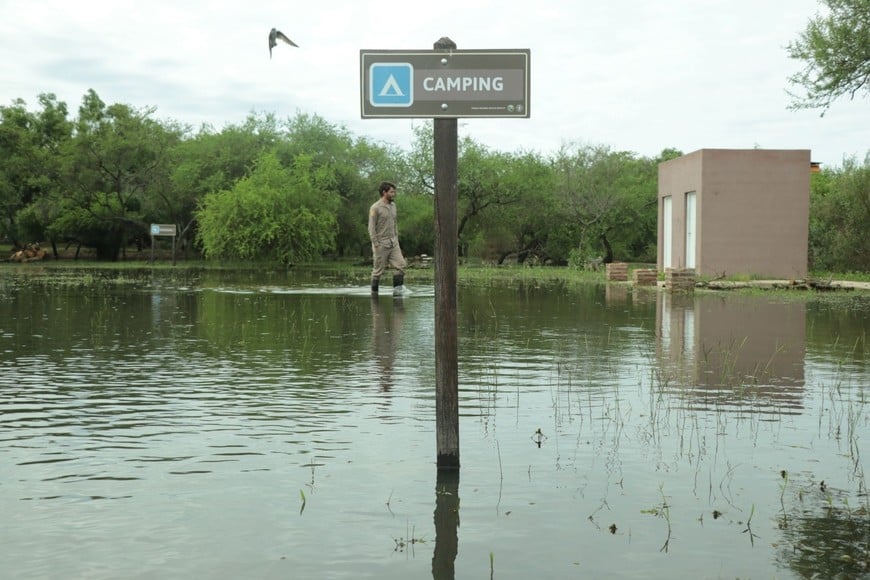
5,252,868,576
812,270,870,283
2,258,870,300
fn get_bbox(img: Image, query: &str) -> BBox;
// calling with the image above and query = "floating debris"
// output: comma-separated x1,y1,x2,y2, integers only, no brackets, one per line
531,428,547,448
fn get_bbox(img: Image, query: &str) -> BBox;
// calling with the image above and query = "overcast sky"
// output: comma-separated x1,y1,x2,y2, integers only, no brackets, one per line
1,0,866,168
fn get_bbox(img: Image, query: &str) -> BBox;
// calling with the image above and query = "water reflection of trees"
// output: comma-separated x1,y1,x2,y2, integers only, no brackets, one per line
806,296,870,366
775,482,870,577
196,291,373,368
458,283,658,412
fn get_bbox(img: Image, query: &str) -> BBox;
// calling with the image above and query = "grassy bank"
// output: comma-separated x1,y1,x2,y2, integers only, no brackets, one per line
2,249,869,292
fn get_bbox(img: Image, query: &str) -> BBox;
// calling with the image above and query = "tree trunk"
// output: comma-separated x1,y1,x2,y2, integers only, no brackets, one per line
600,233,614,263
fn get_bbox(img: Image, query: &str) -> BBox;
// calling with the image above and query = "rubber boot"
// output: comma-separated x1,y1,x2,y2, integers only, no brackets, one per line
392,273,405,296
371,277,379,294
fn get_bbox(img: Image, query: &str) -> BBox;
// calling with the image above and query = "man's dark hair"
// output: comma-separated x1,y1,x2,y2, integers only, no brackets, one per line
378,181,396,195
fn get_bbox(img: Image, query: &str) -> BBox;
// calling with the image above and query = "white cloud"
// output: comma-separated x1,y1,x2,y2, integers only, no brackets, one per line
1,0,866,167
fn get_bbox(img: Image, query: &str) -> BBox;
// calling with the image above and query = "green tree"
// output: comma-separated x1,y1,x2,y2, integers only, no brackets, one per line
552,144,660,264
0,98,41,244
391,190,434,257
167,113,281,256
786,0,870,114
278,113,411,258
456,140,523,258
462,149,556,264
196,151,339,264
808,165,836,269
57,90,181,260
0,94,72,248
809,153,870,271
405,126,554,262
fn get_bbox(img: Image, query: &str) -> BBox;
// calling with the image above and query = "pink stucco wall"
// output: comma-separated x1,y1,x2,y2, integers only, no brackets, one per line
658,149,810,279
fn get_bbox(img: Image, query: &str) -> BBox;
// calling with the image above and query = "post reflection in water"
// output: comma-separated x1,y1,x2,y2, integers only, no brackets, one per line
370,296,406,394
432,470,460,580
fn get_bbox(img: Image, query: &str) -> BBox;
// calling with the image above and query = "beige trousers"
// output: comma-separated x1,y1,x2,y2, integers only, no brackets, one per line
371,243,406,278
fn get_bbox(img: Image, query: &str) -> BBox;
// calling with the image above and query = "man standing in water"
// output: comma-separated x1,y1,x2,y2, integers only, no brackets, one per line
368,181,406,295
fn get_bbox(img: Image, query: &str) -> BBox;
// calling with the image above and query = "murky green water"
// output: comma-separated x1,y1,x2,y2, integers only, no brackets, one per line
1,267,868,579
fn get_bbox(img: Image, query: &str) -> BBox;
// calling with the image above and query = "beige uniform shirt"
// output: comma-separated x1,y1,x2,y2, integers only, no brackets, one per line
368,199,399,248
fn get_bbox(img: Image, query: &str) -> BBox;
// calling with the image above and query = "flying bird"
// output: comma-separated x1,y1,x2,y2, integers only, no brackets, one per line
269,28,298,58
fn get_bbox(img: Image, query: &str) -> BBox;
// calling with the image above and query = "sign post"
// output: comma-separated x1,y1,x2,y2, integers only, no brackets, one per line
149,224,177,266
431,36,461,471
361,39,530,471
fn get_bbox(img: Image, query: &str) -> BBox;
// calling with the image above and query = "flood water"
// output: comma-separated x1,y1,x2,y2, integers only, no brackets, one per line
1,267,868,579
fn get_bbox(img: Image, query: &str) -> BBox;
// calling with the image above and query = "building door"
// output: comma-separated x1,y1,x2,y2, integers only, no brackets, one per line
662,196,672,269
685,191,696,269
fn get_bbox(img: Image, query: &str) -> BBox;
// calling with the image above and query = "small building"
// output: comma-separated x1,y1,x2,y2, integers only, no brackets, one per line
657,149,810,279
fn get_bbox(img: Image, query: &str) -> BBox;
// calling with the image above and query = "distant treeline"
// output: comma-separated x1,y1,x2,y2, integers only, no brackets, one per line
1,90,868,270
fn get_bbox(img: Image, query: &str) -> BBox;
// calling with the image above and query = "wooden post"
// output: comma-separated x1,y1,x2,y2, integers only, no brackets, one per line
433,36,460,470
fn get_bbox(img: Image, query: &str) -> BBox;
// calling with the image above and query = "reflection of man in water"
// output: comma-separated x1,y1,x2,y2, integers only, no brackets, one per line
370,297,405,392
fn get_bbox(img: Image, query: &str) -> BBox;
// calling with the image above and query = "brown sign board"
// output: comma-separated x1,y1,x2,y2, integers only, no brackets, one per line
360,49,530,118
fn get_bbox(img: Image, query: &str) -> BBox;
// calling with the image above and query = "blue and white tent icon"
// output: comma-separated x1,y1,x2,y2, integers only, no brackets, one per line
369,63,414,107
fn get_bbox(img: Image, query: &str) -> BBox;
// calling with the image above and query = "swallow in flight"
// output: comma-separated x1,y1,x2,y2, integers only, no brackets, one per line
269,28,298,58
